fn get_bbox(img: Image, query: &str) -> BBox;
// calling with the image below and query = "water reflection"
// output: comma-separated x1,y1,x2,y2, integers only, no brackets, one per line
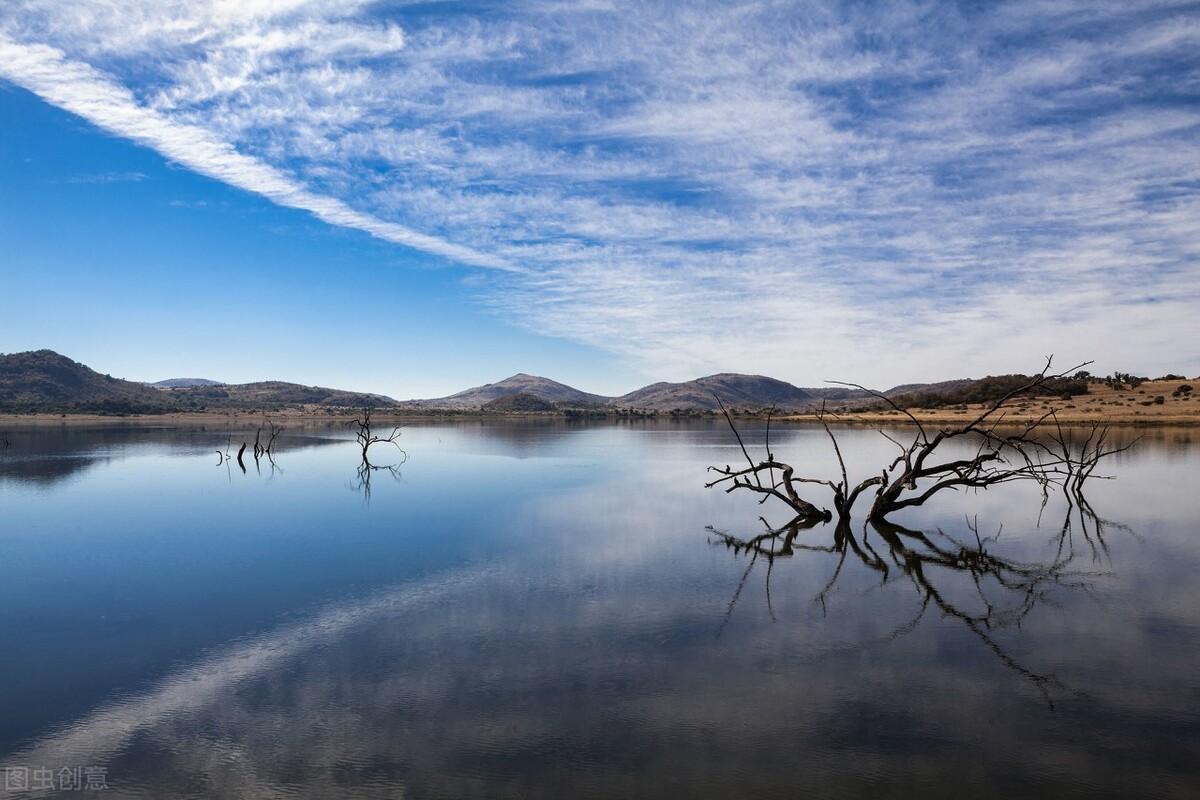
0,424,339,486
0,421,1197,798
707,509,1125,705
7,569,484,798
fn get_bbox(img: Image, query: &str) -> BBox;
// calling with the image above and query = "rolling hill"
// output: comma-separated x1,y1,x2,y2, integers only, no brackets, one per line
406,373,609,410
481,393,558,412
614,374,814,411
406,372,818,411
3,349,1011,416
209,381,396,408
0,350,178,413
150,378,223,388
0,350,395,413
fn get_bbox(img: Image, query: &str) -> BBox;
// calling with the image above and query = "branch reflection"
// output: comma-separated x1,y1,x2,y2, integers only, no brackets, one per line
707,506,1125,706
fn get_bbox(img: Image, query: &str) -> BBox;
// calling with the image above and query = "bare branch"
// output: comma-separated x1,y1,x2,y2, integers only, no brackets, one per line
710,358,1127,523
349,407,407,466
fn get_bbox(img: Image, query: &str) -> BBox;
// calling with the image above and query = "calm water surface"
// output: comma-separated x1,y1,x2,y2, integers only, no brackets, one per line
0,420,1197,798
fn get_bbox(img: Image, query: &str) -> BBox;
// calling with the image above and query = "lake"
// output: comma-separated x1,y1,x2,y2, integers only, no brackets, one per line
0,419,1197,798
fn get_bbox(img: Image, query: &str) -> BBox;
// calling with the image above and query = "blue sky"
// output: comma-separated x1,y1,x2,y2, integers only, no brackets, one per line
2,1,1198,398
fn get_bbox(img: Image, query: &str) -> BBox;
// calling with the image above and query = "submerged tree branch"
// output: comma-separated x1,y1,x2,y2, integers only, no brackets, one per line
349,407,406,466
708,358,1132,522
708,395,832,521
348,407,407,502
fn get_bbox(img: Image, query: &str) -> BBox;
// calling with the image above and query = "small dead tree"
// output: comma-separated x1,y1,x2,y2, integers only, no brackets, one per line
347,408,407,501
253,416,284,465
349,408,406,465
708,357,1132,523
216,434,233,465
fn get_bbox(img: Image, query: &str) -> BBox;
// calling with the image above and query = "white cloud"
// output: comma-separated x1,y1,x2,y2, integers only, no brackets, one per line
59,170,146,184
0,32,510,271
2,0,1198,383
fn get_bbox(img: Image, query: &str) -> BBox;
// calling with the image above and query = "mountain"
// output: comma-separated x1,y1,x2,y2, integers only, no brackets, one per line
614,374,813,411
406,373,609,410
0,350,395,413
2,349,999,417
0,350,178,413
150,378,223,388
410,372,820,412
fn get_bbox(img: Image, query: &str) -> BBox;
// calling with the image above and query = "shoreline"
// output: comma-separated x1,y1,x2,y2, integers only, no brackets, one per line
782,412,1200,427
2,409,1198,427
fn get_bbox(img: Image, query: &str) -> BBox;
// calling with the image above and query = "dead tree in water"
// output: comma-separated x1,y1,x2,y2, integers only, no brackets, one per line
708,398,833,521
349,408,406,465
707,358,1132,523
216,435,233,465
348,408,407,501
253,416,284,466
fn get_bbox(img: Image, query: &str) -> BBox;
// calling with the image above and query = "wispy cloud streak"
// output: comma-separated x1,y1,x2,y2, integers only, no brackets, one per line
0,35,510,270
2,1,1198,380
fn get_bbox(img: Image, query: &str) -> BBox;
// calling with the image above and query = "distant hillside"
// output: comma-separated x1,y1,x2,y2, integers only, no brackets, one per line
798,379,972,402
0,350,177,413
150,378,223,388
209,381,396,408
5,349,1074,418
615,374,813,411
801,377,1085,411
0,350,395,413
799,387,871,401
407,373,608,410
884,379,974,398
885,374,1089,409
481,393,557,412
411,372,824,412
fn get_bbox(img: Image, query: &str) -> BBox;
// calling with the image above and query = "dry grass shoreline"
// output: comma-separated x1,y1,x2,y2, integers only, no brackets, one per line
785,378,1199,426
0,410,427,426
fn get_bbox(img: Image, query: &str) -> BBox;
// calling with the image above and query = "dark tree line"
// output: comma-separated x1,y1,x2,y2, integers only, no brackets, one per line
890,373,1089,409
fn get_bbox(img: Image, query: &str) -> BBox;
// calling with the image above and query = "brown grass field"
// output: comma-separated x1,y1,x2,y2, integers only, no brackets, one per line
792,378,1200,426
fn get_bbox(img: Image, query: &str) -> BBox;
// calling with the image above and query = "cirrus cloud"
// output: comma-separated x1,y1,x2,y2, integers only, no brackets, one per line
2,0,1198,383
